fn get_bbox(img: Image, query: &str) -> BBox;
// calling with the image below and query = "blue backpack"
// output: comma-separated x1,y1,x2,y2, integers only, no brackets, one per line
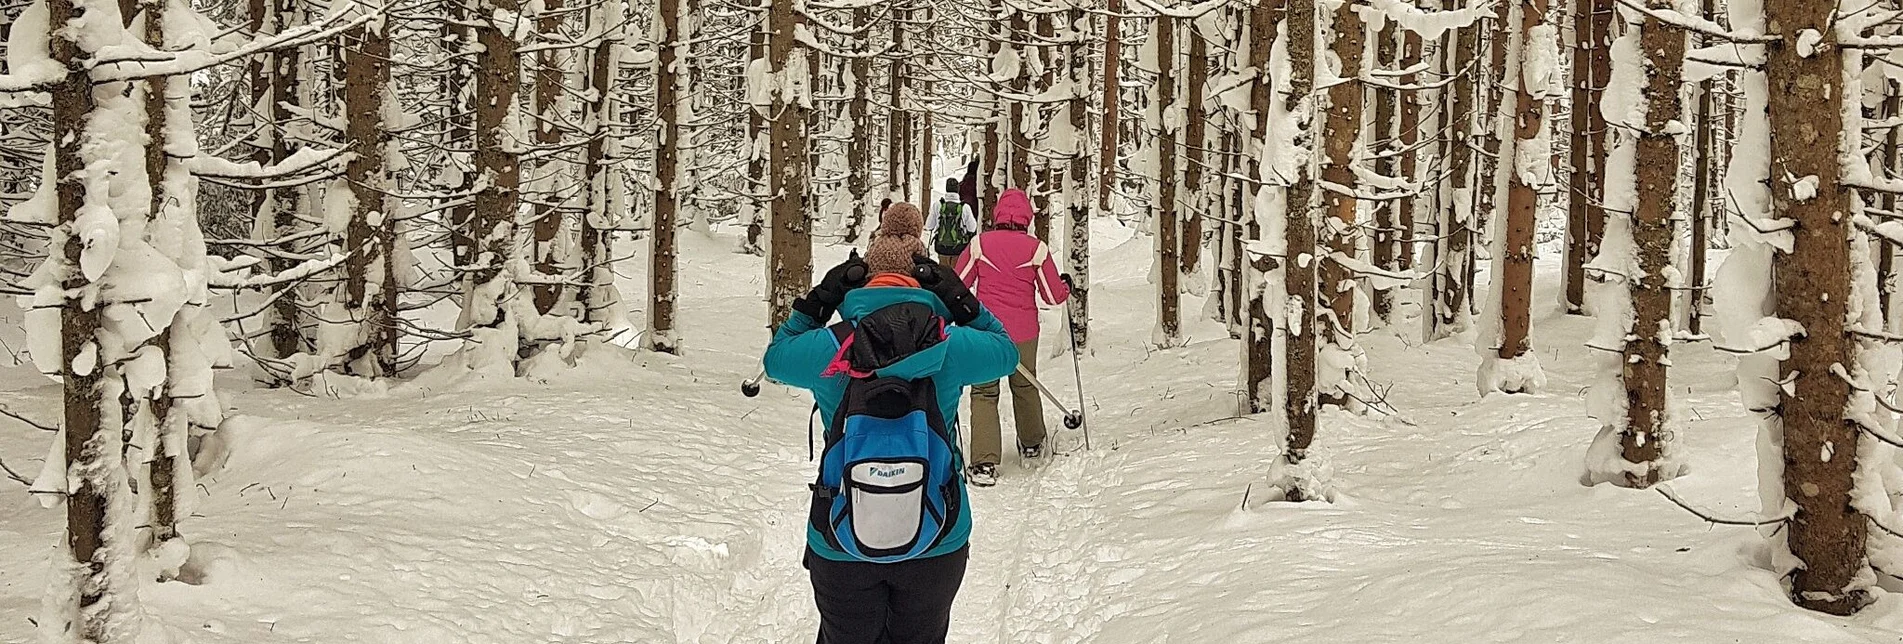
809,302,963,563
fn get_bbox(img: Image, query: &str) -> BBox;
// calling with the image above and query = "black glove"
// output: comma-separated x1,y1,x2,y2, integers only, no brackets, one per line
1059,273,1075,291
792,254,868,322
913,255,982,325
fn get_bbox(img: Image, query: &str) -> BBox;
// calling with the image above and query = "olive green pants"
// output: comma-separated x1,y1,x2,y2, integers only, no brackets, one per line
970,339,1046,466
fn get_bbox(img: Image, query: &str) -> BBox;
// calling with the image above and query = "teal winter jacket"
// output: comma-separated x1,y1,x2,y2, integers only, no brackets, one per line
765,286,1019,561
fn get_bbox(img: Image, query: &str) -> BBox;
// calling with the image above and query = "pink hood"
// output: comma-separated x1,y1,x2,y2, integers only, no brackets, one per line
993,189,1035,228
953,193,1070,342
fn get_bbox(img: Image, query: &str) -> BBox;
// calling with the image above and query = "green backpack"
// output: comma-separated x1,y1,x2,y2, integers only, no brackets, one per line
932,200,973,256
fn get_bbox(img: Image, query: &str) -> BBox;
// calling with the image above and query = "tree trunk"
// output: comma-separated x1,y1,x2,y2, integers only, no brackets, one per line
888,3,908,204
1497,0,1544,370
339,16,397,377
1767,0,1868,615
1157,16,1181,345
1372,21,1398,325
843,6,873,245
1066,0,1091,353
1010,10,1033,200
742,0,768,255
1397,26,1420,276
1183,17,1208,279
529,0,565,314
468,0,523,336
1564,0,1597,313
1439,17,1477,335
650,0,681,353
1610,2,1686,487
578,0,623,326
766,0,812,329
1244,0,1279,415
1281,0,1319,490
265,0,305,362
48,0,135,632
1686,0,1715,336
1318,0,1364,404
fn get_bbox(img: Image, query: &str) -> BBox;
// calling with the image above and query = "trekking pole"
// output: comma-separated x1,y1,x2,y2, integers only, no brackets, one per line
741,368,766,397
1015,364,1085,431
1064,302,1091,450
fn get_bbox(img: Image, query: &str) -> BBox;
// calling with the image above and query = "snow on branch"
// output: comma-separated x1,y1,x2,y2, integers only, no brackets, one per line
1613,0,1778,44
1363,0,1493,40
188,147,349,180
1126,0,1231,19
93,11,375,81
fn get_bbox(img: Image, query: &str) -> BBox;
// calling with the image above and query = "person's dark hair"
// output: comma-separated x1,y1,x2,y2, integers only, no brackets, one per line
944,178,959,193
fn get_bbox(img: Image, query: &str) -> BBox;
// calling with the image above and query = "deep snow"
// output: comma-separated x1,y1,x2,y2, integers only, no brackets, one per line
7,222,1903,642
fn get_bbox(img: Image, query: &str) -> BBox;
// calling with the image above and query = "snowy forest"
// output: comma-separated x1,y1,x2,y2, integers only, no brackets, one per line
4,0,1903,639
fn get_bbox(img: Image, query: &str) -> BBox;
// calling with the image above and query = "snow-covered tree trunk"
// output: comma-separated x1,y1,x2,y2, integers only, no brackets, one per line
1397,25,1420,278
1242,0,1279,416
1032,12,1055,235
1156,15,1181,347
577,0,625,328
460,0,525,367
740,2,767,256
840,7,872,244
1317,0,1365,407
1428,15,1477,341
1182,15,1209,280
763,0,810,329
1763,0,1869,614
260,0,307,363
648,0,681,353
1274,0,1325,499
1563,0,1598,313
1474,0,1546,395
1582,4,1686,488
334,12,398,378
1008,10,1032,199
887,4,909,205
1065,0,1090,353
528,0,567,315
1372,20,1399,325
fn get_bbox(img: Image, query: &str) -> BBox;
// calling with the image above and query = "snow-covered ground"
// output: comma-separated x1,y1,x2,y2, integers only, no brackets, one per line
7,223,1903,642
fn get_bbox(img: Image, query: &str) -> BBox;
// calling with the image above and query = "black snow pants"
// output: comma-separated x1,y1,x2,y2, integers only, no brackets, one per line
805,545,970,644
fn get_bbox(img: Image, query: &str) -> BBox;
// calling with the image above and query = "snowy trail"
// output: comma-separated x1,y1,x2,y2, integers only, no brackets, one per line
11,227,1903,641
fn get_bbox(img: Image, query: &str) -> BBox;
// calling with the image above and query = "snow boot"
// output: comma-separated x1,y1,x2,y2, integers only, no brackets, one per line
968,463,998,487
1019,443,1043,460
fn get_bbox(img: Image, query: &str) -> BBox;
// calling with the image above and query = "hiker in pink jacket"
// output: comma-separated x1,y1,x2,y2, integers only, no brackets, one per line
953,188,1071,486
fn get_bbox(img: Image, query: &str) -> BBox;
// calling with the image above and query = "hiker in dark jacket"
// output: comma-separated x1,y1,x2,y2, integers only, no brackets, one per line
766,203,1018,644
927,178,979,264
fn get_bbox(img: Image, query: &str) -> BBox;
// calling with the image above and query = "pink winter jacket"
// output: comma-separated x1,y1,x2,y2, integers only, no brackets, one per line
955,189,1070,342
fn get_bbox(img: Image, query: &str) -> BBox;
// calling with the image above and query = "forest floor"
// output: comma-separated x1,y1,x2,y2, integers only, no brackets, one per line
8,222,1903,643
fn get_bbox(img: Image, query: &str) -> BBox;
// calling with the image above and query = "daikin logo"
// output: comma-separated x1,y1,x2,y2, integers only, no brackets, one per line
870,466,908,478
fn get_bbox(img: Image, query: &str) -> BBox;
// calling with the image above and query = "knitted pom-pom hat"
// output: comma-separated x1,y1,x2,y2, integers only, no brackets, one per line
867,202,928,275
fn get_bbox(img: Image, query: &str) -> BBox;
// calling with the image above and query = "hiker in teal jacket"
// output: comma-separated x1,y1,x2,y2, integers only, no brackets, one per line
766,203,1018,644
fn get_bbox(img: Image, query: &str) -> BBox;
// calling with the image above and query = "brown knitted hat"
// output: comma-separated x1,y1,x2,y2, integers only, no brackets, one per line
867,202,928,275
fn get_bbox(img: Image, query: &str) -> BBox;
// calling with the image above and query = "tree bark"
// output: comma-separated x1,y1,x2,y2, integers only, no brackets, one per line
578,0,622,326
1564,0,1598,313
1372,21,1398,324
1157,16,1181,345
1615,3,1686,486
766,0,812,329
650,0,681,352
1434,14,1476,338
1183,16,1208,278
49,0,126,633
1767,0,1868,614
1497,0,1544,367
1067,0,1091,352
469,0,522,332
1281,0,1319,487
529,0,565,314
1318,0,1363,404
1245,0,1280,415
265,0,305,361
843,6,873,245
